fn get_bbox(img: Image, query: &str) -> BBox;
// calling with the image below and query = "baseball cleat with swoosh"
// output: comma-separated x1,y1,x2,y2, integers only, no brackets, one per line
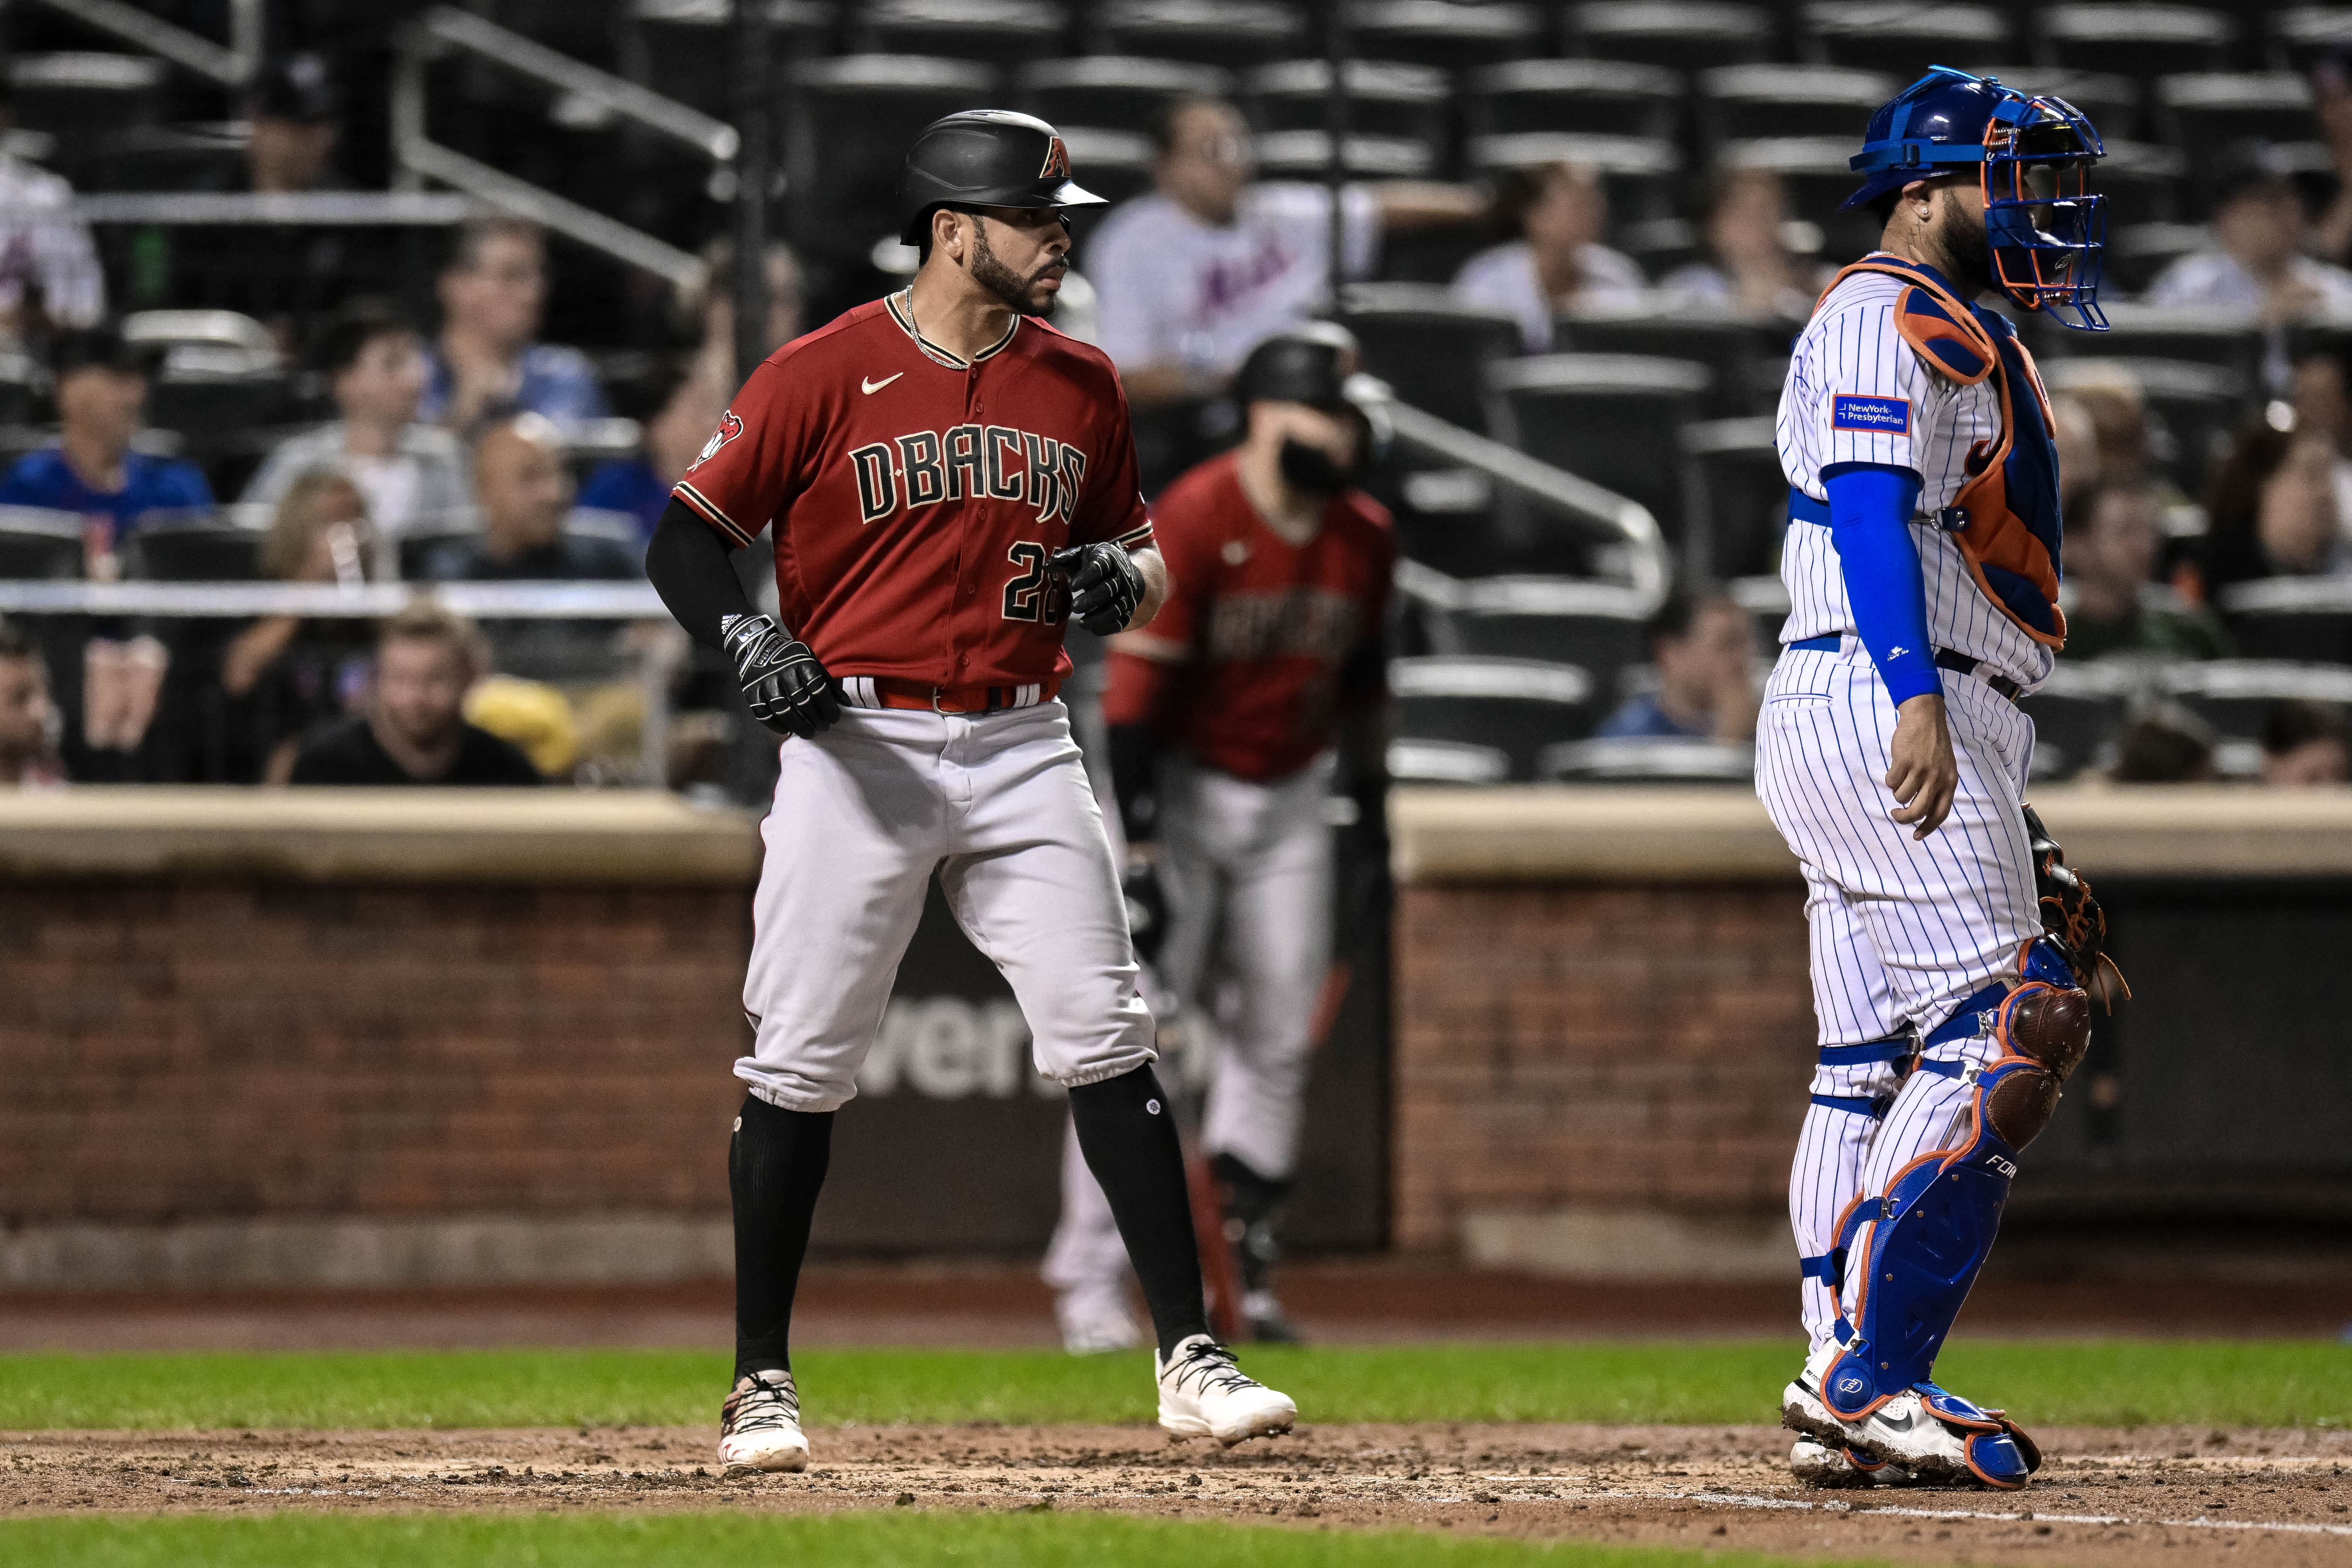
1781,1339,2037,1487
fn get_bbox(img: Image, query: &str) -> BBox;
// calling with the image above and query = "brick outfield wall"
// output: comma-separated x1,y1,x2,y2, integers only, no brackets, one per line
0,878,752,1228
1392,881,1818,1254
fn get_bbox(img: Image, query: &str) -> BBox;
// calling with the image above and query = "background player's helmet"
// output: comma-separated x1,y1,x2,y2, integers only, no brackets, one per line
898,110,1107,247
1844,65,2108,331
1234,324,1394,462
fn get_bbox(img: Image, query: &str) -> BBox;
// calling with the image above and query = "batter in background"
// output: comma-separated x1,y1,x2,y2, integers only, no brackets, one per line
1045,326,1395,1352
644,109,1297,1473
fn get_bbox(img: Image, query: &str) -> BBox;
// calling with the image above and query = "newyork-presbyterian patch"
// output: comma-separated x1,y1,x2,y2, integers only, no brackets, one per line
1832,394,1910,435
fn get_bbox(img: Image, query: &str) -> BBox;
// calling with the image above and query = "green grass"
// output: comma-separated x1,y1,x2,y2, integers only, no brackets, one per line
0,1340,2341,1432
0,1511,1884,1568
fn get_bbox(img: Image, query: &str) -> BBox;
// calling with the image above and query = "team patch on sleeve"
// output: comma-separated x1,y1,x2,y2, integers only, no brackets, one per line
1831,394,1910,435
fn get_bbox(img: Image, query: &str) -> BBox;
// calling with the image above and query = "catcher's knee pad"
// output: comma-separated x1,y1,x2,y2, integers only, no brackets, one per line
1983,939,2094,1152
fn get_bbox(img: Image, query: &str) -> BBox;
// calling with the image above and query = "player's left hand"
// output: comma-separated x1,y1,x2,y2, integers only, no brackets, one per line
1886,692,1957,839
1049,542,1146,636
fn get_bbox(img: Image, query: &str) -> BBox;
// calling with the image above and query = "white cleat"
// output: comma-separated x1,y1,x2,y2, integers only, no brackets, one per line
1056,1283,1145,1355
1789,1437,1916,1488
717,1369,810,1472
1782,1340,1973,1483
1156,1333,1297,1446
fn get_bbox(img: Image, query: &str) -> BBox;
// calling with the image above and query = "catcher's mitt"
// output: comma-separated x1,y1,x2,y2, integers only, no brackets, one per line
2020,803,2129,1009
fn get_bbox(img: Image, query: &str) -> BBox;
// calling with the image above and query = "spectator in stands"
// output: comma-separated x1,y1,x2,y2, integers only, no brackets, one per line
419,219,609,435
1090,95,1485,405
246,53,343,196
2060,477,2233,662
2201,413,2348,595
2110,709,2217,783
220,471,380,783
1453,162,1649,352
681,237,805,395
0,618,62,788
2065,375,2188,512
579,357,718,539
2290,340,2352,546
2262,699,2351,787
2052,394,2100,518
420,414,638,582
1595,591,1759,743
2147,152,2352,389
0,76,105,340
0,325,212,563
1658,169,1824,320
242,305,470,544
288,601,540,786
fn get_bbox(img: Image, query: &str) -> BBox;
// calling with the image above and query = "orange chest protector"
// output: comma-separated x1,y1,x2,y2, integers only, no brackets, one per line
1823,256,2068,648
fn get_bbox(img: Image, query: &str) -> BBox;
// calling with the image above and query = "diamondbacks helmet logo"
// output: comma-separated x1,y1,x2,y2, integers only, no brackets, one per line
691,409,744,471
1040,135,1070,179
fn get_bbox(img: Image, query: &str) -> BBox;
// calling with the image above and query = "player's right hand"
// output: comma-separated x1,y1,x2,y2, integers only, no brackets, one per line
722,612,841,740
1885,692,1957,839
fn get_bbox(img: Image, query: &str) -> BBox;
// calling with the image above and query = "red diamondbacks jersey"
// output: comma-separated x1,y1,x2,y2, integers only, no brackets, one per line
1105,451,1393,783
671,292,1154,688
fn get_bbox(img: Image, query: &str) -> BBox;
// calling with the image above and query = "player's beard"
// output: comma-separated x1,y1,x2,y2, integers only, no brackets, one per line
971,222,1062,320
1936,195,1997,296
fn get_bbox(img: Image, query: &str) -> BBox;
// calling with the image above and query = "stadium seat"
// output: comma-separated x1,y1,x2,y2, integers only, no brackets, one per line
1469,60,1682,143
2274,7,2352,70
2104,221,2211,294
1697,64,1895,147
126,315,291,464
1252,130,1436,180
2156,74,2320,156
0,345,44,426
1539,736,1755,782
859,0,1071,64
1556,309,1797,420
2037,5,2239,82
1055,127,1155,234
1243,60,1451,150
1488,354,1713,555
1797,3,2013,75
0,506,84,580
631,0,837,120
1973,66,2140,140
1387,736,1511,784
1346,1,1545,70
1680,416,1787,581
785,56,999,257
2036,303,2262,384
1338,284,1524,436
2084,139,2190,225
2016,659,2141,781
1388,654,1599,778
1467,132,1682,223
1018,56,1234,139
2039,358,2252,500
1713,137,1878,258
119,518,265,582
1403,572,1652,682
1097,1,1310,69
2213,579,2352,665
2162,658,2352,741
6,54,164,177
1564,2,1776,70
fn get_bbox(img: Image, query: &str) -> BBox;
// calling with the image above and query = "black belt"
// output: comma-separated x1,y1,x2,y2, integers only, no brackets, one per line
1785,636,2022,705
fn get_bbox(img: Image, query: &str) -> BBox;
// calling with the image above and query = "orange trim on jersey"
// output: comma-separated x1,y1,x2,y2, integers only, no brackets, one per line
672,480,752,548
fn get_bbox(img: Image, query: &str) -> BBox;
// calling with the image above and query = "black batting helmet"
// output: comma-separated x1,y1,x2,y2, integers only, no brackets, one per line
898,110,1107,247
1234,324,1393,456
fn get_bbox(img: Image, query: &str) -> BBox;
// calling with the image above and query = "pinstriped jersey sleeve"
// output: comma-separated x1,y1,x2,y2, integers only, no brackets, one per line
1806,300,1948,487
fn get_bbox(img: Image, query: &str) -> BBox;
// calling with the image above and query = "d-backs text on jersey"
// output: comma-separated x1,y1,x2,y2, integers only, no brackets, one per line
845,423,1088,529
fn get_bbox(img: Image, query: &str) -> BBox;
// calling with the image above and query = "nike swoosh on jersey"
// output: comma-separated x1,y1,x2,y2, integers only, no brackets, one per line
861,372,904,395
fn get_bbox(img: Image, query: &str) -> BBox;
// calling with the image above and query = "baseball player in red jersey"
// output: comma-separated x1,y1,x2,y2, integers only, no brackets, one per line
644,110,1297,1472
1044,326,1395,1350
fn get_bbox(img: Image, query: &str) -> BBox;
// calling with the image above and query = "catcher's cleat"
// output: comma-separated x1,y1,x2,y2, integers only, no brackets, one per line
1789,1437,1917,1488
1055,1282,1145,1355
1783,1341,2037,1489
718,1369,810,1473
1156,1333,1297,1445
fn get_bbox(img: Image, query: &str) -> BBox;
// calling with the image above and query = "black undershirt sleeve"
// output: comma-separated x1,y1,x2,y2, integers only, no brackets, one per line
647,499,759,653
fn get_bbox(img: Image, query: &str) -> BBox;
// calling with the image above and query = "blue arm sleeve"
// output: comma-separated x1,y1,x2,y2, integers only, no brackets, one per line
1823,463,1939,707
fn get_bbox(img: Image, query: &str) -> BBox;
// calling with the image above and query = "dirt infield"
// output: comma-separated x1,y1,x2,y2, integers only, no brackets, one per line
8,1422,2348,1566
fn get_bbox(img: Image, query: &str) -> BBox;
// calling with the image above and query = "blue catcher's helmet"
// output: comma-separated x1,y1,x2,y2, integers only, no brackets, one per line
1845,65,2109,330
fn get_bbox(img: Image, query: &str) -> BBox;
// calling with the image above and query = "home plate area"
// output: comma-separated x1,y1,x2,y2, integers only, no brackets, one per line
10,1422,2350,1567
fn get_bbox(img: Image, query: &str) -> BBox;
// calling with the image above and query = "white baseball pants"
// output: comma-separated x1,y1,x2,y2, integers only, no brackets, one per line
736,701,1156,1112
1755,640,2040,1349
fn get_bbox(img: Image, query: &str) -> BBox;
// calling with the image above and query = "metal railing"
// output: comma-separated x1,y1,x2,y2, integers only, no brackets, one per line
393,4,720,287
17,0,257,86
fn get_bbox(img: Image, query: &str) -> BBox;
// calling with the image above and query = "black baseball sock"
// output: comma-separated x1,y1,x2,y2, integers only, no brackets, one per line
729,1093,834,1383
1068,1066,1211,1358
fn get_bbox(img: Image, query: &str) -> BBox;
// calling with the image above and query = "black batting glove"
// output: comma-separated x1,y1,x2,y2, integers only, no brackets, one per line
722,612,841,740
1049,542,1147,636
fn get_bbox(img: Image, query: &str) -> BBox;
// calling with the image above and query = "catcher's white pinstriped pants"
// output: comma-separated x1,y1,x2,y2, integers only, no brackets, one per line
1756,639,2041,1348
